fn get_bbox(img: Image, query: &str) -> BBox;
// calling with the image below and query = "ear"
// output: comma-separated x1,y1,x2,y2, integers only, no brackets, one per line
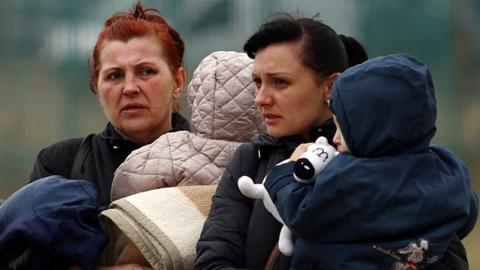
173,66,186,98
96,92,104,107
323,72,341,101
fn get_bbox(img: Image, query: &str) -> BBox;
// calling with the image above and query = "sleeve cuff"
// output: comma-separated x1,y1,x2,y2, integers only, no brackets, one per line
264,162,296,202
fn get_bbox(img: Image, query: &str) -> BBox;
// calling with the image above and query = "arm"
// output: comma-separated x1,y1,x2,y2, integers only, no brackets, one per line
425,191,477,270
265,153,477,269
194,144,255,270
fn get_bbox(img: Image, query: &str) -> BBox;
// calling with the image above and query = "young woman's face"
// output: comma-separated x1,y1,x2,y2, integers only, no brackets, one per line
253,43,334,138
332,115,349,152
96,36,185,145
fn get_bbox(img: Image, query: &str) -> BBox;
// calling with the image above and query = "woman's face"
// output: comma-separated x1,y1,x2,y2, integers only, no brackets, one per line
253,43,335,138
96,36,185,145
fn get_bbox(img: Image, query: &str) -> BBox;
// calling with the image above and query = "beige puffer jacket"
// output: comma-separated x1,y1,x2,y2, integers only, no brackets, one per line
111,51,265,201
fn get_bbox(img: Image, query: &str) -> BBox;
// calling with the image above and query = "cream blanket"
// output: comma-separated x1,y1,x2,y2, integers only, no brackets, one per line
99,185,217,270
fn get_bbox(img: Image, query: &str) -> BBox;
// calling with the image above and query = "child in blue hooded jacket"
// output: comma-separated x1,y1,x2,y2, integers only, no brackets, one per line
264,54,478,270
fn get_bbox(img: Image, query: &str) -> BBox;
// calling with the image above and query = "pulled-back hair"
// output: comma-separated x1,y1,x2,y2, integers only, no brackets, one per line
243,14,367,77
89,2,185,95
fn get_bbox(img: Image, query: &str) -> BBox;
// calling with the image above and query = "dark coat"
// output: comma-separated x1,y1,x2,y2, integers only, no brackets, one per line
265,54,479,269
0,176,107,270
29,113,190,207
194,121,336,270
196,104,471,269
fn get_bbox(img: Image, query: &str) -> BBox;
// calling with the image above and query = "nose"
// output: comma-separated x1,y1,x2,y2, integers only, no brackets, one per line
332,129,341,147
255,85,273,108
123,73,140,96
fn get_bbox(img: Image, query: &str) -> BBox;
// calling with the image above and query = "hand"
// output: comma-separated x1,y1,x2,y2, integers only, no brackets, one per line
289,143,313,161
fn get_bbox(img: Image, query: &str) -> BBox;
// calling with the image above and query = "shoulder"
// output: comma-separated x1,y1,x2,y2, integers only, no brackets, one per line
236,142,259,155
426,146,471,185
430,145,467,166
230,142,261,165
30,137,88,182
37,137,84,160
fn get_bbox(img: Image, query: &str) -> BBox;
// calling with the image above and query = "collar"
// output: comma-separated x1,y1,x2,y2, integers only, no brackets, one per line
100,112,190,149
308,118,336,145
99,123,139,150
253,118,336,155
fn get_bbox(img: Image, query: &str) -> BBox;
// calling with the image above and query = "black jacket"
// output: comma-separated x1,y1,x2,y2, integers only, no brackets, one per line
195,120,336,270
195,119,469,270
29,113,190,207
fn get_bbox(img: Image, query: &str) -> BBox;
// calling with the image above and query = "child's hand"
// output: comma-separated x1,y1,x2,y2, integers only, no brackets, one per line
292,137,338,183
290,143,314,161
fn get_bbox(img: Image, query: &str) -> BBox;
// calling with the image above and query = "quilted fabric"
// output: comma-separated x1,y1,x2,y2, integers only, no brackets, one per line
111,51,265,201
188,51,265,142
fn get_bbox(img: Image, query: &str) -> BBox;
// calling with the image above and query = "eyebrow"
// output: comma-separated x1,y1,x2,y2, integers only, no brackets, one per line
101,60,158,71
267,71,293,77
100,66,121,73
252,71,294,78
134,60,156,66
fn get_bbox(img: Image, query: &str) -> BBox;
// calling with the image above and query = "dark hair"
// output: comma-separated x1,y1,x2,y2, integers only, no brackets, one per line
243,15,367,77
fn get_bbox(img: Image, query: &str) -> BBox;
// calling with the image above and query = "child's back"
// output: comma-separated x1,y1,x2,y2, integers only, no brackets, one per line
265,54,478,270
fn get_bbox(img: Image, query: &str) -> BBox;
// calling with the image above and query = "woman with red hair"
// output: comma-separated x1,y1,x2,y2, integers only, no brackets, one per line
5,2,189,269
29,2,189,208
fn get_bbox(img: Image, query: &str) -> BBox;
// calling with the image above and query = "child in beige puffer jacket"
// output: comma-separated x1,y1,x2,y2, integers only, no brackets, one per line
111,51,266,201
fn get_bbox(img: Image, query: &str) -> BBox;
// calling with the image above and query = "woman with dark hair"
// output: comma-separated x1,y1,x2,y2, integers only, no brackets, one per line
195,14,366,270
194,15,468,270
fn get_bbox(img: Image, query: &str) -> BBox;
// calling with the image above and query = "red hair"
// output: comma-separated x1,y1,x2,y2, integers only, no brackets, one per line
89,2,185,100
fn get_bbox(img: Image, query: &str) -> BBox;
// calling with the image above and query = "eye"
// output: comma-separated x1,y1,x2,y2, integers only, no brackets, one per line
252,77,262,90
138,67,157,77
105,70,123,81
274,78,288,88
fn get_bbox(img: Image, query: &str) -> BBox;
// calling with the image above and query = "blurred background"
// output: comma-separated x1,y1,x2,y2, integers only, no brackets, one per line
0,0,478,266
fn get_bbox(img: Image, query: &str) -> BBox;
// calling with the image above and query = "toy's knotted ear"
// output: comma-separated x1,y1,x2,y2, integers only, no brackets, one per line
315,136,328,145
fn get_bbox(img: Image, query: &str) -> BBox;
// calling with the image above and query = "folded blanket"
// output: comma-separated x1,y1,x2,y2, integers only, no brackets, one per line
99,185,217,270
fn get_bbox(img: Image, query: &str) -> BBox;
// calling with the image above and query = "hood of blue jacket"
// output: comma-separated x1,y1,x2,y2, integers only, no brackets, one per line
0,176,107,270
265,54,479,268
331,54,436,157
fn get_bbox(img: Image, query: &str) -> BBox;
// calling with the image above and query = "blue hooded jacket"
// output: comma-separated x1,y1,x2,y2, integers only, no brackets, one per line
265,54,478,270
0,176,107,270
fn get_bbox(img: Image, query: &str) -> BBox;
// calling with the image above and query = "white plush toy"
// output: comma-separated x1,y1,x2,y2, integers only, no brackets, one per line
293,136,338,183
237,136,337,256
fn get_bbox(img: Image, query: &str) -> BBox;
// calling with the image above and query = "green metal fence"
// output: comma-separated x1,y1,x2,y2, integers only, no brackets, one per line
1,0,479,266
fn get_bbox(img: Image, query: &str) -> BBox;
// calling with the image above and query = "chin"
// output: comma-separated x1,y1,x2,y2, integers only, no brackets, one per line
117,121,148,135
267,127,289,138
267,125,308,139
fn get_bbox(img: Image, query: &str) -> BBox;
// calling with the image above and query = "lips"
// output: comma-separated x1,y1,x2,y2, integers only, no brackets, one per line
263,113,281,124
121,103,147,112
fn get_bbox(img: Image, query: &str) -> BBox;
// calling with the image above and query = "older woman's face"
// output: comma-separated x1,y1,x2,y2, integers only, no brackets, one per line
96,36,184,145
253,43,333,138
